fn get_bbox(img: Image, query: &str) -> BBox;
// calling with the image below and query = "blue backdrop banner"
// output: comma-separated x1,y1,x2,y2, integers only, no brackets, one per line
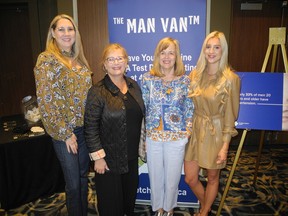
108,0,207,83
108,0,207,208
137,162,198,207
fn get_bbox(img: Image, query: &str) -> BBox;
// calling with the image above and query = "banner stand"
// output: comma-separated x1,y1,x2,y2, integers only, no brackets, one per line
216,28,288,215
252,130,265,185
216,129,249,216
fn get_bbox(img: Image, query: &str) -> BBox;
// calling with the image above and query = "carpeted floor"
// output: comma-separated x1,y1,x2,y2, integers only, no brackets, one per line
1,145,287,216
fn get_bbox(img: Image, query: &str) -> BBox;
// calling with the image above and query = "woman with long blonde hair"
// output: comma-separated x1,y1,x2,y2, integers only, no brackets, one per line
184,31,240,216
34,14,92,216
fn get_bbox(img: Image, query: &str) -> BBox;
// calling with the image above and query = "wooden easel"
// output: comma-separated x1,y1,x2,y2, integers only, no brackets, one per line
254,27,288,185
261,27,288,73
216,27,288,216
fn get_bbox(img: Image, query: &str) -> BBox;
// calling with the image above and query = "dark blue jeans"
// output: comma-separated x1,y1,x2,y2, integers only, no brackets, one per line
52,127,89,216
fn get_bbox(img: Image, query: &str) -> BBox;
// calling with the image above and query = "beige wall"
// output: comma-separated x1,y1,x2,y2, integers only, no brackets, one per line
210,0,232,44
57,0,73,17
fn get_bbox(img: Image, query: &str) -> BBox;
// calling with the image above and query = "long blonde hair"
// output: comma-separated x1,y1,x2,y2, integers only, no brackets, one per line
150,37,185,77
194,31,231,85
46,14,90,70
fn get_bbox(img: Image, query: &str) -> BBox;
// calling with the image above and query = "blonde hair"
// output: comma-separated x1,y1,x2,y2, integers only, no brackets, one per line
100,43,128,73
46,14,90,70
194,31,231,85
150,37,185,77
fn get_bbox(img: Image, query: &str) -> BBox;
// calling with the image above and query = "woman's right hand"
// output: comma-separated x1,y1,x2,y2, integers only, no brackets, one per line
65,133,78,154
94,158,110,174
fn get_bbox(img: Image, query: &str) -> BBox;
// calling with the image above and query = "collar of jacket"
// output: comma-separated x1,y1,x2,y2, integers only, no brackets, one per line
103,74,133,95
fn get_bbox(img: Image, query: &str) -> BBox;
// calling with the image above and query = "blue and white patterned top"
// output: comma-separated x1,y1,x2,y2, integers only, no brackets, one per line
141,72,194,142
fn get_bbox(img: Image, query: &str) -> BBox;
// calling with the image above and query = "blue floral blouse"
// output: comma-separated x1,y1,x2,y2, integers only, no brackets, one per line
141,72,194,142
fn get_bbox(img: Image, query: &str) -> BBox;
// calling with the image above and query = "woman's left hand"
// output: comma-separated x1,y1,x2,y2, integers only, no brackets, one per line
216,149,228,164
94,158,109,174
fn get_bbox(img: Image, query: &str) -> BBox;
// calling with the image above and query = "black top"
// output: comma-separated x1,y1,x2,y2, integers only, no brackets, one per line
121,91,143,160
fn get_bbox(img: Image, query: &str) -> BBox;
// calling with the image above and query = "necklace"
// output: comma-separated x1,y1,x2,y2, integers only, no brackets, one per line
161,76,176,94
61,50,74,58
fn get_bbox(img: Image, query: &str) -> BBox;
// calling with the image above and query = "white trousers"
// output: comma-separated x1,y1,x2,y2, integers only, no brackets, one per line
146,137,188,212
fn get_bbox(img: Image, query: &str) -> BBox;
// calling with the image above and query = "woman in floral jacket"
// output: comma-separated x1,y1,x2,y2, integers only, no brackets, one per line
141,37,194,216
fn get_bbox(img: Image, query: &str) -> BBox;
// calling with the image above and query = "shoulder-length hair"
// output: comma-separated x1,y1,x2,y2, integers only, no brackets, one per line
150,37,185,77
46,14,90,70
196,31,230,79
100,43,129,73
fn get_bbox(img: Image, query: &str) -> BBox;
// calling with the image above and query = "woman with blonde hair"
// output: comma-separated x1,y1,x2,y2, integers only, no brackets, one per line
141,37,194,216
34,14,92,216
184,31,240,216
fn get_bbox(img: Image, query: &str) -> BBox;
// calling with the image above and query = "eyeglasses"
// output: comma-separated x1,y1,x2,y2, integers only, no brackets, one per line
106,56,125,64
56,27,75,33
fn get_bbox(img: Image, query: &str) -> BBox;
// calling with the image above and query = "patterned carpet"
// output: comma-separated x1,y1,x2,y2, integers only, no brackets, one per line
1,145,287,216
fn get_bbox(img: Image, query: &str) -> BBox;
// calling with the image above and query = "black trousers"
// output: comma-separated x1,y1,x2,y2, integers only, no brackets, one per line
95,158,139,216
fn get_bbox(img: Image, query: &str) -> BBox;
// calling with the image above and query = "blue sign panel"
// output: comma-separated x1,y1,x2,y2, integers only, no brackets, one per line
236,72,286,131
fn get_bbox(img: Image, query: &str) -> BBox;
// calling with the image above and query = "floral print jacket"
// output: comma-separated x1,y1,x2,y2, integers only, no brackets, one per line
34,51,92,141
141,72,194,142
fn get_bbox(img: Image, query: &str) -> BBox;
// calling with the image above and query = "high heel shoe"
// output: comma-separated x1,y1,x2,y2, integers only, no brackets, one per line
163,212,173,216
154,211,164,216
